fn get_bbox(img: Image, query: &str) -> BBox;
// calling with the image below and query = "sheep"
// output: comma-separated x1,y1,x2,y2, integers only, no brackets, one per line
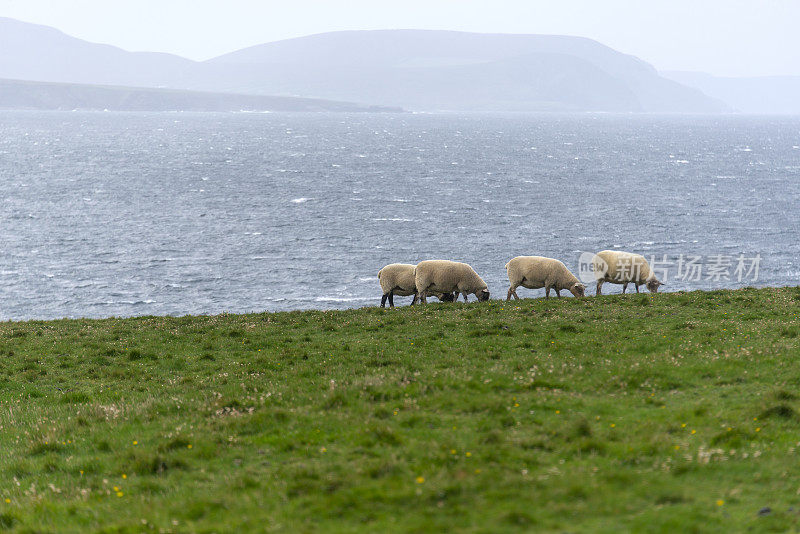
378,263,454,307
592,250,664,295
414,260,490,304
505,256,586,300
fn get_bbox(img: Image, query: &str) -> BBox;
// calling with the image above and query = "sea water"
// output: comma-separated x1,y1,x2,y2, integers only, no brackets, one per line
1,111,798,319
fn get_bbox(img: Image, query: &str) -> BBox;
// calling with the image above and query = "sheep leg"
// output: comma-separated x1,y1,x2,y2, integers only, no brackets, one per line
420,290,427,304
381,294,388,308
506,286,514,301
513,290,521,300
555,288,561,298
635,284,640,293
388,291,395,308
411,293,418,306
462,293,469,303
453,291,460,301
545,287,551,298
596,280,603,296
622,282,628,294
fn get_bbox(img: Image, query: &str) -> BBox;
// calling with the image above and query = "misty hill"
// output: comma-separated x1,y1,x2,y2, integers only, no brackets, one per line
1,18,726,112
662,71,800,114
0,17,193,87
0,78,400,112
202,30,727,113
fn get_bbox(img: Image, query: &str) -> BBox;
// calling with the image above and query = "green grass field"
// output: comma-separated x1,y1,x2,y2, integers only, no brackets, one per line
1,287,799,532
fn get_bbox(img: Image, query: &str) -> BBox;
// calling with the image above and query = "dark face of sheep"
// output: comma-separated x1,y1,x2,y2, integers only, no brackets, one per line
439,293,455,302
647,279,663,293
570,283,586,298
476,289,490,302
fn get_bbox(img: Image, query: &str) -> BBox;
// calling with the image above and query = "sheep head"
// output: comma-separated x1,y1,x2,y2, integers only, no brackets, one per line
646,278,664,293
476,289,491,302
569,283,586,298
439,292,456,302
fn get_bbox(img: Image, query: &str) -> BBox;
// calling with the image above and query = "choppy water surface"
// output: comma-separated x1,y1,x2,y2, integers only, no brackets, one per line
1,111,798,319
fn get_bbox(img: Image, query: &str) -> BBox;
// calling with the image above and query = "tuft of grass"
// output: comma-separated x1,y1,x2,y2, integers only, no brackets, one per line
0,512,19,529
759,404,797,420
126,452,188,476
59,391,92,404
28,442,63,456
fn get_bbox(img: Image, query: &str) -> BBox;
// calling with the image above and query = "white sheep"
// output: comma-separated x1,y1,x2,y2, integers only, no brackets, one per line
378,263,454,307
505,256,586,300
414,260,490,304
592,250,664,295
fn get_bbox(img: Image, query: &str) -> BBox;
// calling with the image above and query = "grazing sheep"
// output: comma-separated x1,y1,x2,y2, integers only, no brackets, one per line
378,263,454,307
592,250,664,295
414,260,490,304
505,256,586,300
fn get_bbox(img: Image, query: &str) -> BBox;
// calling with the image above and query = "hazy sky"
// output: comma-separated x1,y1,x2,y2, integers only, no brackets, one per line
1,0,798,77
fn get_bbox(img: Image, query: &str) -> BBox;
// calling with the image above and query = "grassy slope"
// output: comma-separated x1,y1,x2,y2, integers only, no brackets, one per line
0,287,799,533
